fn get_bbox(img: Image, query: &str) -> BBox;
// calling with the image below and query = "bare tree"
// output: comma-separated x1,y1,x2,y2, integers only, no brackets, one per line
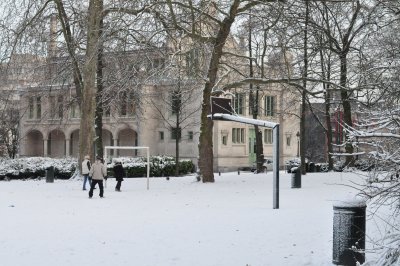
78,0,103,162
346,102,400,266
155,1,283,182
127,27,200,175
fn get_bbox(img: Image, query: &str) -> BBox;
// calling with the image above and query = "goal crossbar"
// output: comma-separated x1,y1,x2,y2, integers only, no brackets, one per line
208,113,280,209
104,146,150,190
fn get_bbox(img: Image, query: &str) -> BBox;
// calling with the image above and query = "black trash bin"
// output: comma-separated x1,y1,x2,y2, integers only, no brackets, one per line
309,162,315,172
46,166,54,183
332,200,366,266
291,167,301,188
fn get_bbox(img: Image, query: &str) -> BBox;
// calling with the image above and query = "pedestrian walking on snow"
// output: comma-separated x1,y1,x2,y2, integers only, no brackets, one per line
113,160,125,192
82,155,91,190
88,156,107,198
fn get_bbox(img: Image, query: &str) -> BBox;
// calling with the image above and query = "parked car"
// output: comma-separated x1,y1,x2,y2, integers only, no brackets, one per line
263,158,273,171
251,158,273,173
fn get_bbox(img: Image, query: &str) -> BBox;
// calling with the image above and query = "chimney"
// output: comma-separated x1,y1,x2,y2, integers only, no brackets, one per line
48,14,57,58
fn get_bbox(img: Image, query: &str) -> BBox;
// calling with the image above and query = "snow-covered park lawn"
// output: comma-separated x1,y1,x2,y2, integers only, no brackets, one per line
0,171,391,266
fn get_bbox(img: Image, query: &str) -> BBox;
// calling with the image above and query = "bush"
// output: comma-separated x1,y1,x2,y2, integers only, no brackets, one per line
0,156,195,180
179,160,195,174
0,157,77,180
106,155,195,177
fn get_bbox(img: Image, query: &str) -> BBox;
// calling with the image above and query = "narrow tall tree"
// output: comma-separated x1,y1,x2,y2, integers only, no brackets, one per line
79,0,103,160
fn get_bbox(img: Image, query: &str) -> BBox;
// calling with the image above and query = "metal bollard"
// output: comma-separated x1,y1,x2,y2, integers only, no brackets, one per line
332,199,366,266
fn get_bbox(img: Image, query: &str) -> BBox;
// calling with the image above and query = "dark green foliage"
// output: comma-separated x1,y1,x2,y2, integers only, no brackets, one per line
126,165,147,177
106,156,195,178
179,160,195,174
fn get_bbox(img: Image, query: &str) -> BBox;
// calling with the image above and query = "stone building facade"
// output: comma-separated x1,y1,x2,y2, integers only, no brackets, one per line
1,25,301,170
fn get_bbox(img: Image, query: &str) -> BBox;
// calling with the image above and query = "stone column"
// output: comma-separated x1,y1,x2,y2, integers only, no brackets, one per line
65,139,70,157
113,138,118,156
43,138,48,157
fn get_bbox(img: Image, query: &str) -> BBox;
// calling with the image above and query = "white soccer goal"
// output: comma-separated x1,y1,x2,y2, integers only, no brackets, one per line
104,146,150,190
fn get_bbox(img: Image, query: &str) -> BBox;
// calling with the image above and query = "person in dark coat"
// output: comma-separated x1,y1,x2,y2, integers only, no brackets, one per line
113,160,125,192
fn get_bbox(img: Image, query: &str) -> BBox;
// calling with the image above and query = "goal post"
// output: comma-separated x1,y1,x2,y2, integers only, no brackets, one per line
104,146,150,190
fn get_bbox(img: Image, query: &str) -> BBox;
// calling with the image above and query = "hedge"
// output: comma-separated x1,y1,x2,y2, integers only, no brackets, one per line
0,157,77,180
107,155,195,178
0,156,195,180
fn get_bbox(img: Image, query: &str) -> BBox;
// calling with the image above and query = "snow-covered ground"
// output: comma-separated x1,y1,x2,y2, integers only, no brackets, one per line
0,171,391,266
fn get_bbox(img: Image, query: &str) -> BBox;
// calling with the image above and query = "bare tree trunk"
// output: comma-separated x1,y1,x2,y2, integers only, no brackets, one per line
198,0,241,183
325,90,334,170
300,1,309,175
319,43,334,170
79,0,103,161
339,52,354,166
95,14,104,159
175,107,180,176
247,11,264,173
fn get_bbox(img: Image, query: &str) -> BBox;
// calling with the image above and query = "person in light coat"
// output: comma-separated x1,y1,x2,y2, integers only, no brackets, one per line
81,155,91,190
88,156,107,198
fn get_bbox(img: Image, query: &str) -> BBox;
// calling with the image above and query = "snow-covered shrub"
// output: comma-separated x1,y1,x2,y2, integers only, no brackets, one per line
0,156,194,180
346,104,400,264
106,155,194,177
375,232,400,266
0,157,77,180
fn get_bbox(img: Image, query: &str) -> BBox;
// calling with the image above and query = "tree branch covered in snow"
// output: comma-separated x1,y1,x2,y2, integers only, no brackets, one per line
345,103,400,265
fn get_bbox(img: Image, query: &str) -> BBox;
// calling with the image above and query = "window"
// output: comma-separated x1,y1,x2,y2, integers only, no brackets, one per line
233,93,245,115
232,128,245,144
222,135,227,145
120,91,135,117
264,129,273,144
159,131,164,141
265,96,274,116
70,102,80,118
28,96,41,119
50,96,63,119
186,48,200,76
36,96,41,119
188,131,194,141
50,96,56,117
29,97,34,119
171,127,181,140
171,90,181,115
286,135,291,146
103,99,111,117
120,97,127,116
57,96,63,119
